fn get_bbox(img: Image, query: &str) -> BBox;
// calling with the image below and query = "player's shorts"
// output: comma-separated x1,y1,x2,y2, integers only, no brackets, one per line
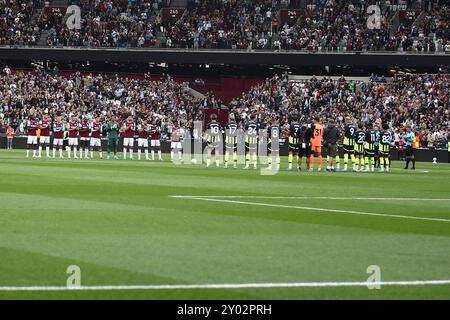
326,144,338,157
80,137,90,142
53,138,63,146
138,138,149,148
268,139,280,153
354,144,364,155
123,138,134,147
27,135,38,145
343,143,354,153
68,138,78,146
364,149,375,157
343,137,355,147
406,145,414,157
379,144,390,156
171,141,182,149
225,136,237,151
298,146,311,158
39,136,50,144
311,145,321,154
207,137,221,149
245,136,258,151
374,145,380,156
151,140,161,147
288,137,299,152
90,138,101,147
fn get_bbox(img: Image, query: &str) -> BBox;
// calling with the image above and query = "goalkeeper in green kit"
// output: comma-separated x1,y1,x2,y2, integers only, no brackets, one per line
106,115,120,160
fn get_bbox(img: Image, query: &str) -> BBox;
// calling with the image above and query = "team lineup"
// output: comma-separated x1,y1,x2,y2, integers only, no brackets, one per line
22,112,417,172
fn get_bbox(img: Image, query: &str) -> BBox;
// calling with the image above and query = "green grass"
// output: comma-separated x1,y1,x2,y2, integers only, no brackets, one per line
0,149,449,299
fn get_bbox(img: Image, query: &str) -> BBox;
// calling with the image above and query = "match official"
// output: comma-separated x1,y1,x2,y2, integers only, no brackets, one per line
323,119,340,172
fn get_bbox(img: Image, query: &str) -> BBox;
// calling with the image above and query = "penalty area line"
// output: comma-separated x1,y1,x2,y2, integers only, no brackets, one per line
1,280,450,291
171,196,450,201
170,196,450,223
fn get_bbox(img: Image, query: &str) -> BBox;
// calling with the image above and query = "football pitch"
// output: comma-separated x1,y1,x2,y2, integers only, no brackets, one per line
0,150,449,299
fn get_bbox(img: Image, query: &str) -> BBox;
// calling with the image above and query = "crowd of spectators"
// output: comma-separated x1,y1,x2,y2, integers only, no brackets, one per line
0,66,448,148
0,0,41,46
0,0,446,52
0,68,204,139
227,72,449,148
160,0,277,49
46,0,167,47
394,4,449,52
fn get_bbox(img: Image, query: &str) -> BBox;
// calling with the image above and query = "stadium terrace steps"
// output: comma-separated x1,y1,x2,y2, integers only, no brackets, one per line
170,0,187,8
51,0,70,6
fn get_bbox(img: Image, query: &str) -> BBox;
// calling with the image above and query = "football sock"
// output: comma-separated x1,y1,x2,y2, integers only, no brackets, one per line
335,155,340,169
318,155,323,169
309,155,314,168
350,154,355,167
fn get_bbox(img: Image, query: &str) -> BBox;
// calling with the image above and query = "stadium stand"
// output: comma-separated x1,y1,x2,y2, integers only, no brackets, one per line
31,0,449,52
0,0,43,46
0,67,447,149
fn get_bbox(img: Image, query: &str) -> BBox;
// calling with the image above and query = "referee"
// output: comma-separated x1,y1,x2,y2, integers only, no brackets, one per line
323,119,340,172
404,125,416,170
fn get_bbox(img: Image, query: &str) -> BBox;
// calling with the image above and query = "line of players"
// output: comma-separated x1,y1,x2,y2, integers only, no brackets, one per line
24,114,164,161
204,114,397,172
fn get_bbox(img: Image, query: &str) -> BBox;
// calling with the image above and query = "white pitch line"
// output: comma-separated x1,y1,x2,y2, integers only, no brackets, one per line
171,196,450,223
171,196,450,201
1,280,450,291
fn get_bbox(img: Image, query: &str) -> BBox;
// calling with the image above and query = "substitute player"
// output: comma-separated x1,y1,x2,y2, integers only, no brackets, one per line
404,125,416,170
288,114,300,171
244,114,259,170
205,114,222,168
354,123,366,172
122,115,135,160
150,120,163,161
67,116,80,159
224,114,238,169
323,119,340,172
309,116,324,171
26,115,39,158
38,114,51,158
342,117,356,171
379,123,392,173
52,115,65,158
297,121,313,171
137,119,150,161
266,118,281,171
90,116,103,159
